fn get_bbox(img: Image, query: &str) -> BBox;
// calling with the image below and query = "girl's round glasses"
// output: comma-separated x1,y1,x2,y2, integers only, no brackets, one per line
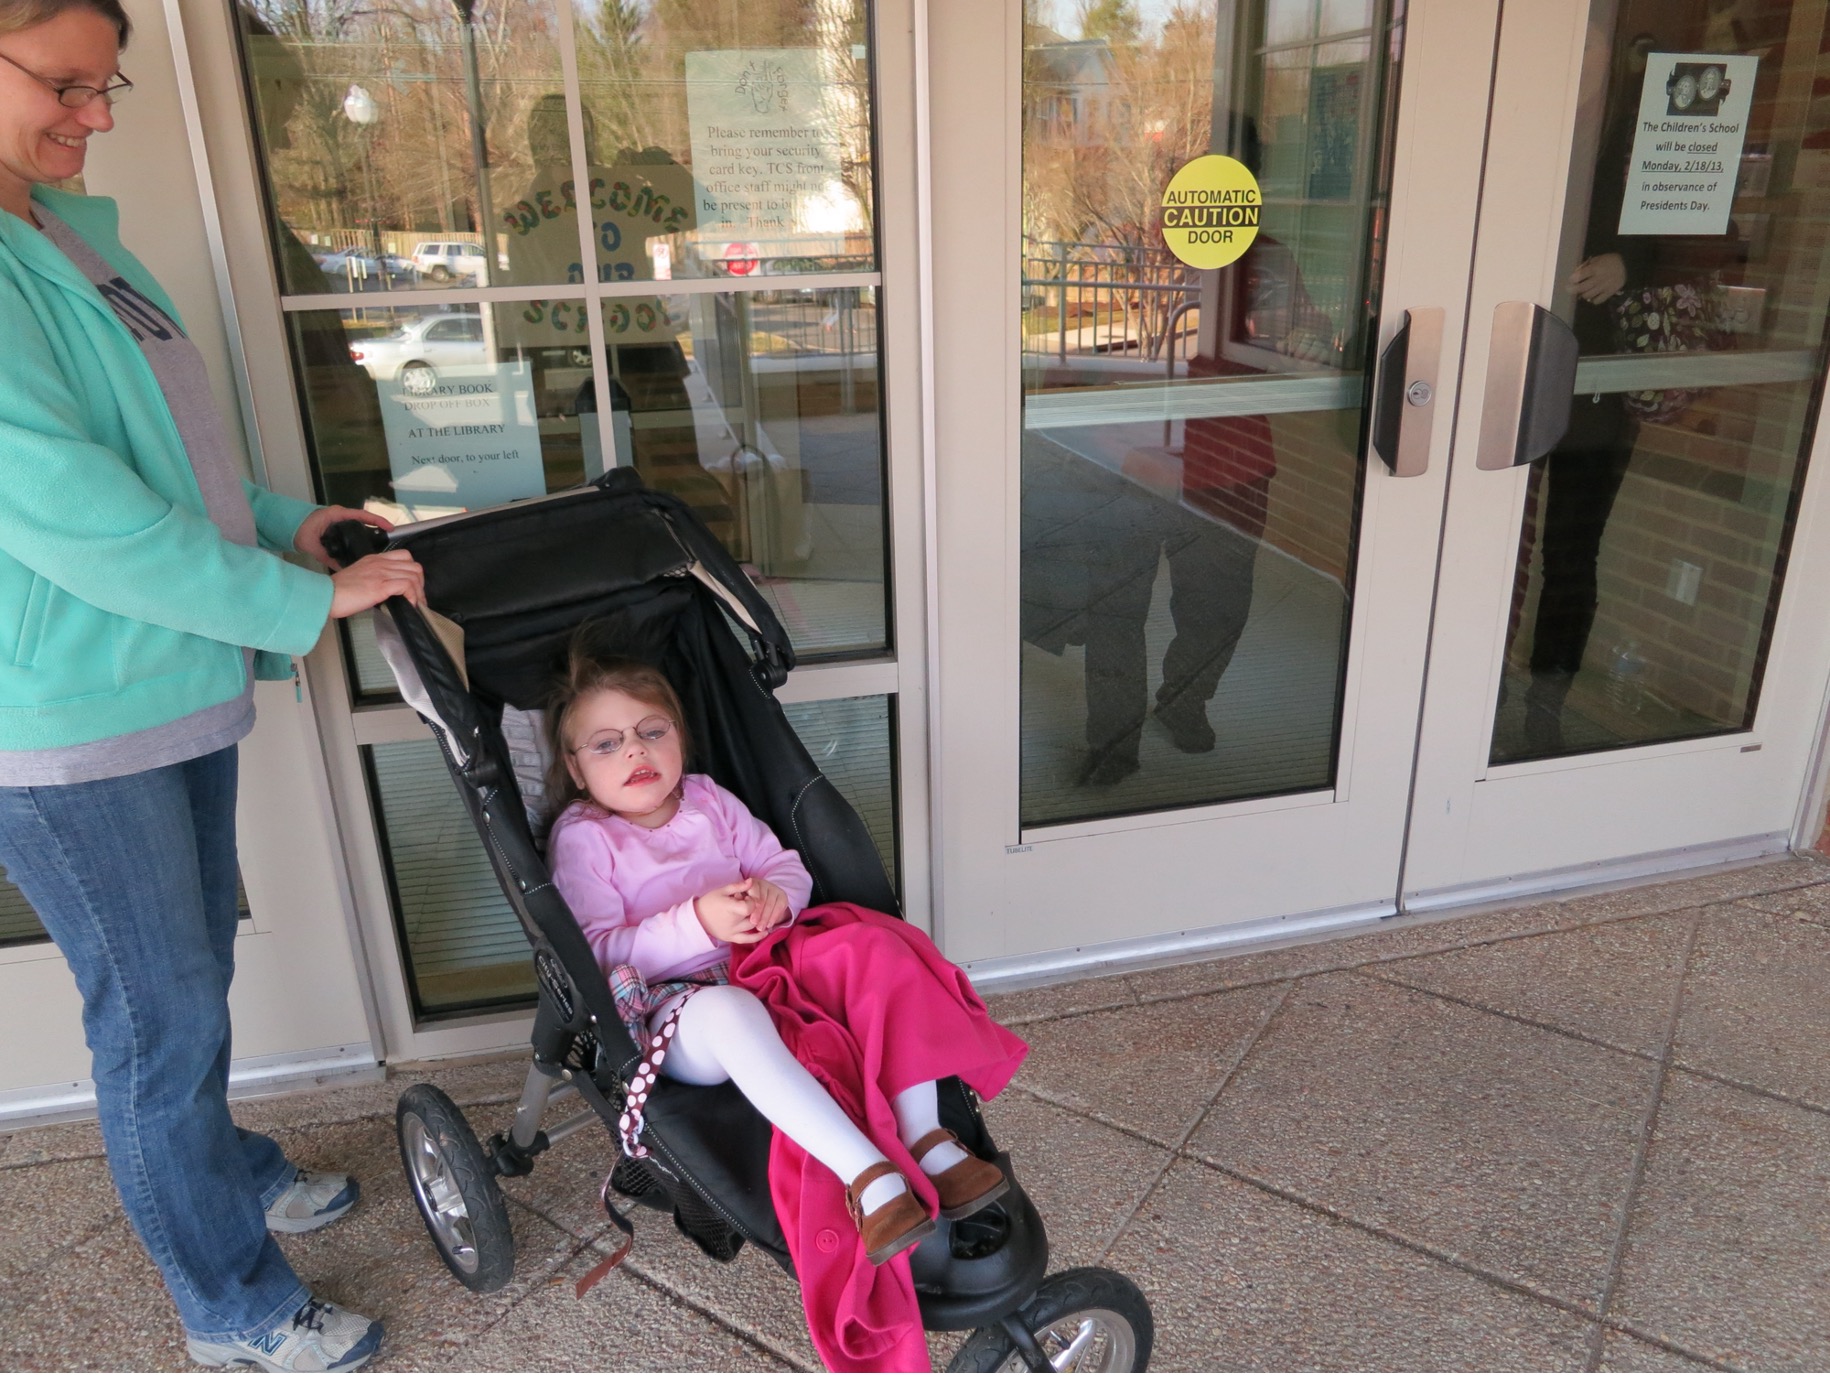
571,716,675,760
0,50,133,108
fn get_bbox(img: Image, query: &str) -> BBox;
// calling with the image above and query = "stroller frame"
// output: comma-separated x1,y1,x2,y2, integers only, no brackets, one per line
332,471,1153,1370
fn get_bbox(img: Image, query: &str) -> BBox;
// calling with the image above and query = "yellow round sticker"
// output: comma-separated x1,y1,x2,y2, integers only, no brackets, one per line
1160,155,1261,269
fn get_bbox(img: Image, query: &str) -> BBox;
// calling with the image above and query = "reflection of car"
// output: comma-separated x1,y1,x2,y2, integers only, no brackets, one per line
350,310,484,394
316,250,416,290
411,240,488,283
349,310,594,406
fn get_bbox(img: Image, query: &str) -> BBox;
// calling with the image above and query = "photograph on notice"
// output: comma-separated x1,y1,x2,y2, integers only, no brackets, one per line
1666,60,1733,115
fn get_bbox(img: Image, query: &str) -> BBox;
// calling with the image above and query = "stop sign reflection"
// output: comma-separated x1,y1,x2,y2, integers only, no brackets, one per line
723,242,760,276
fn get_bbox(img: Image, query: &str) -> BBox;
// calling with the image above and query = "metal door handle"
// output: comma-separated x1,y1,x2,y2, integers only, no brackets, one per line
1476,301,1580,470
1371,307,1443,478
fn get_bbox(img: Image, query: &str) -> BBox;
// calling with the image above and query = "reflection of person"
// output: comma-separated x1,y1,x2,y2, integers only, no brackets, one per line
1022,434,1178,787
543,649,1025,1366
503,96,736,537
1516,30,1660,752
239,6,391,508
0,3,423,1367
1021,226,1333,789
1156,231,1335,756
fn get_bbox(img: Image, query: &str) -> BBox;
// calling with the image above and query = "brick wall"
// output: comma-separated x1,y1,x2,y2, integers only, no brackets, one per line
1260,408,1361,584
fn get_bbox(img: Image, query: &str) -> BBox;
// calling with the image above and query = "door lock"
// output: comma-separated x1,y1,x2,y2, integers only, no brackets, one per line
1371,307,1444,477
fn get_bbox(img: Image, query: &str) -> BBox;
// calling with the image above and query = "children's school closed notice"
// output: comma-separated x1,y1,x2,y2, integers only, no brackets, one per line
1619,52,1759,236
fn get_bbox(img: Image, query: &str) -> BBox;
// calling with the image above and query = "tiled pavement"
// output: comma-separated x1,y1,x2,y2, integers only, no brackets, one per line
2,855,1828,1371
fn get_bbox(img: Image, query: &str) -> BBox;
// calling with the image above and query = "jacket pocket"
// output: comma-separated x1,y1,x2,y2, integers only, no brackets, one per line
13,575,51,668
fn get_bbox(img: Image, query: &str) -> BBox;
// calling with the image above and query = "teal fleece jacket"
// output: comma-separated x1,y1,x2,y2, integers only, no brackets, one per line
0,187,332,751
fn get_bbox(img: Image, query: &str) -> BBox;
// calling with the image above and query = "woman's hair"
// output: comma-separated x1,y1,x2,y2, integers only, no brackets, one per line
542,634,689,823
0,0,131,46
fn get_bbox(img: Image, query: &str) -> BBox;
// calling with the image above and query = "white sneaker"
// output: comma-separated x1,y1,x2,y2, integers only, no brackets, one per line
187,1297,382,1372
265,1170,359,1234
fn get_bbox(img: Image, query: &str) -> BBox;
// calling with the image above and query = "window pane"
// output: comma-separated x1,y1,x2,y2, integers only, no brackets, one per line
782,695,898,888
287,289,887,664
1319,0,1373,36
1020,2,1406,828
0,871,45,947
238,0,576,294
602,291,887,656
367,738,535,1018
291,302,596,519
1264,0,1315,46
568,2,875,283
1489,4,1830,764
0,868,252,949
346,611,399,698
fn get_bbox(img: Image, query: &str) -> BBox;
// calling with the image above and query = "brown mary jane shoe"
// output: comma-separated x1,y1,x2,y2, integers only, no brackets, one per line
909,1128,1010,1220
846,1162,935,1266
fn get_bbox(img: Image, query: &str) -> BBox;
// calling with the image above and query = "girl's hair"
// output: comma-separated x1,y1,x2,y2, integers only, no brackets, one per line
542,636,690,824
0,0,131,45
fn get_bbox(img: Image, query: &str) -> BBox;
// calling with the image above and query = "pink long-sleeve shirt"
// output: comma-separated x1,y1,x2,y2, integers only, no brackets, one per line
547,773,814,982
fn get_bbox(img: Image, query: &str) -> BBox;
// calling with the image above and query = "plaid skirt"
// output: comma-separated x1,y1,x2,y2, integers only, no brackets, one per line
605,958,730,1159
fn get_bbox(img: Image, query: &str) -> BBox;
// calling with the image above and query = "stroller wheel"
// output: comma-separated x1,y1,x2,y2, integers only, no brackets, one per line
948,1267,1154,1372
396,1083,516,1292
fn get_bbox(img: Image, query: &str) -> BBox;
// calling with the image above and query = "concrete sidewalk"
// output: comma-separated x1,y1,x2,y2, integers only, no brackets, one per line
3,855,1828,1371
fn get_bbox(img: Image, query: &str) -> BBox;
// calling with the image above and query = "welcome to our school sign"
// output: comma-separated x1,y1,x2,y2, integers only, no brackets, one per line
1161,155,1261,270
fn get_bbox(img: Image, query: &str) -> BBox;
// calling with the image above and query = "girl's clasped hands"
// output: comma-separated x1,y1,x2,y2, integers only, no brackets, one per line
694,875,791,943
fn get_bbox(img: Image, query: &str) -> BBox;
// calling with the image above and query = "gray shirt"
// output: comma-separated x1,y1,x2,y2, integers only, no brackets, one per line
0,209,259,785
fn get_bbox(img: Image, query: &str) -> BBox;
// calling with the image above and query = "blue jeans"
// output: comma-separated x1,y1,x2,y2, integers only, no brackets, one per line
0,746,310,1341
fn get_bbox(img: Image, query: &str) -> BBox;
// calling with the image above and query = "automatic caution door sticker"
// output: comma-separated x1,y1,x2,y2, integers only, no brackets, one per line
1160,155,1260,269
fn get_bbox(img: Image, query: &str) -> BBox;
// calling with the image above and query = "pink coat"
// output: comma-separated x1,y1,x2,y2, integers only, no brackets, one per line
733,904,1029,1373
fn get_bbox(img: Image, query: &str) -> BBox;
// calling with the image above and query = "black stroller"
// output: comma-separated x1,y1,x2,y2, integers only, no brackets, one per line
330,471,1154,1371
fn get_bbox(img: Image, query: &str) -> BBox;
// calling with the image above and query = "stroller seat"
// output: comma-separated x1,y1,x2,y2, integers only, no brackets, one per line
338,471,1152,1363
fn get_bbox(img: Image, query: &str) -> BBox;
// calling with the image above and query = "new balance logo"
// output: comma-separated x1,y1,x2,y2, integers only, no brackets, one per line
248,1330,288,1355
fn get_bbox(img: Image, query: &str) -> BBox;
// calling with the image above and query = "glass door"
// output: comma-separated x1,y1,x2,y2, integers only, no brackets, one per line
928,0,1507,966
932,0,1830,969
1404,0,1830,904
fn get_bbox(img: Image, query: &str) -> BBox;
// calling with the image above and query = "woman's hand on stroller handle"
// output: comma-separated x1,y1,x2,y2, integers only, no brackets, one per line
330,549,426,619
295,505,393,569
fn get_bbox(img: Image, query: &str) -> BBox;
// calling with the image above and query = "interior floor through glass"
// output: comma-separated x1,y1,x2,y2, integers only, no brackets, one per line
1021,550,1344,825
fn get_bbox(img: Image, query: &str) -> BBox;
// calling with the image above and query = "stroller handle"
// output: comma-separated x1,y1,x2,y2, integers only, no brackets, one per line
324,518,392,568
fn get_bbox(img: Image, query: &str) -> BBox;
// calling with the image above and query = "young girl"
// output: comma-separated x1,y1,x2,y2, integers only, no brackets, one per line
543,649,1012,1267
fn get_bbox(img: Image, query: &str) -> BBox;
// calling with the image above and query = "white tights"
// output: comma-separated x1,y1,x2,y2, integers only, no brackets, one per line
657,984,967,1212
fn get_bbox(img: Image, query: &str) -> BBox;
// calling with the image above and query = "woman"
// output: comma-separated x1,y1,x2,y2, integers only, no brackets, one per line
0,2,421,1369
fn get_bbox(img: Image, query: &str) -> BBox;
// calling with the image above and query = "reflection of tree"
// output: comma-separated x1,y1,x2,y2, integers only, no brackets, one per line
247,0,877,269
246,0,565,245
814,0,874,242
1023,2,1219,358
572,2,652,156
1076,0,1141,47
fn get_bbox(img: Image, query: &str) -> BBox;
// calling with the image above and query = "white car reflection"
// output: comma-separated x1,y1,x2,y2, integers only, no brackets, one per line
350,310,595,399
349,310,485,394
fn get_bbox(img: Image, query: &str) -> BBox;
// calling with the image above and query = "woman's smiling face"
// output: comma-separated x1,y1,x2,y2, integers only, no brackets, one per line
0,8,122,219
564,687,684,823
